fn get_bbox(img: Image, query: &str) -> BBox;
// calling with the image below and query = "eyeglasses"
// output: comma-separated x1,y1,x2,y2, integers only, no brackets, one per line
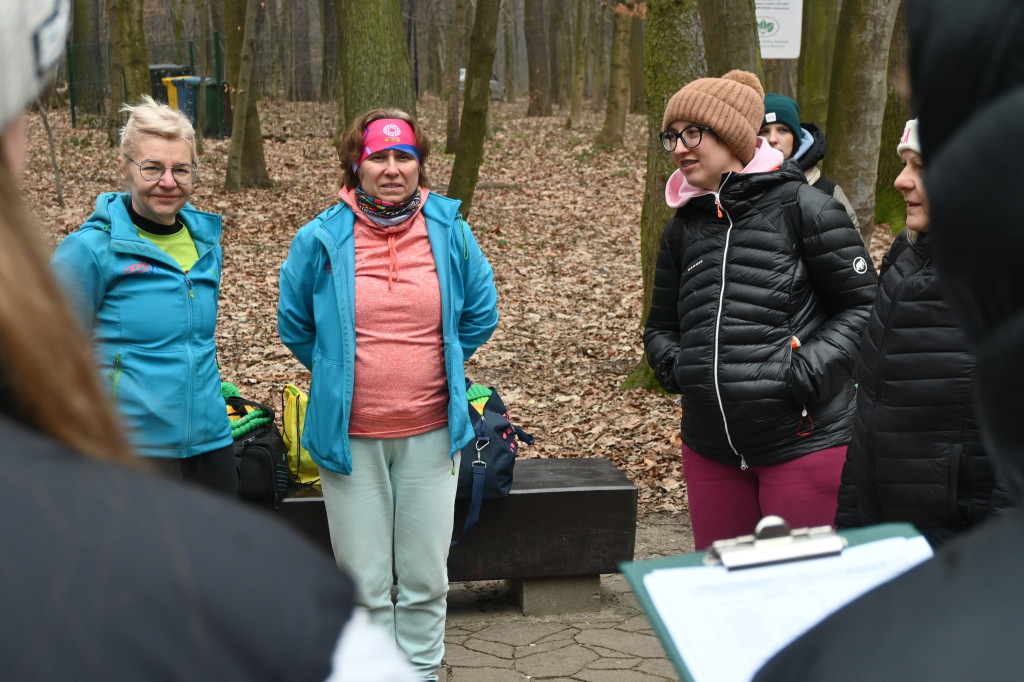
124,153,198,184
659,125,714,152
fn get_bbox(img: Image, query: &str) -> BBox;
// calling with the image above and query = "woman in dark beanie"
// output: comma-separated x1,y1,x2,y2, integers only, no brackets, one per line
759,93,859,233
835,119,1007,546
644,70,877,549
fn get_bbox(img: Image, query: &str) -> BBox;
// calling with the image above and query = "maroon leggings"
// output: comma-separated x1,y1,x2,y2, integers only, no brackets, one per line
681,442,847,550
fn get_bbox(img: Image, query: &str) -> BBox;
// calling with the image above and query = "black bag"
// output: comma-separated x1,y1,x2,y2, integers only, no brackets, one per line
453,382,533,545
456,383,535,500
226,396,289,507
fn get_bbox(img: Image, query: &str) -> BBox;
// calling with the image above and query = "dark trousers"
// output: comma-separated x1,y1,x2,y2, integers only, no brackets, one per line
149,444,238,496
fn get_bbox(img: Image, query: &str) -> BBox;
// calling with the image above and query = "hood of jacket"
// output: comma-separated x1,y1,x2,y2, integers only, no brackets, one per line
665,137,784,208
910,0,1024,502
792,122,826,172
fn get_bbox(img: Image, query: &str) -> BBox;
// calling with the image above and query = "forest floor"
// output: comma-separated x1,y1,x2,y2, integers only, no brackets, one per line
23,97,895,522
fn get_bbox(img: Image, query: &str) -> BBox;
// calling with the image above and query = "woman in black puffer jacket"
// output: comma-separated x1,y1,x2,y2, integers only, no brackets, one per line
644,70,877,550
835,119,1007,546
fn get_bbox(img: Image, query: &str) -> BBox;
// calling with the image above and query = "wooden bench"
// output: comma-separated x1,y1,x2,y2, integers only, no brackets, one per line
276,458,638,615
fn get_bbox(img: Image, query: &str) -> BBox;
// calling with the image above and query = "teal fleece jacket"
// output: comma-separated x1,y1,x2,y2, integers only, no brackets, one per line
51,192,232,458
277,193,498,475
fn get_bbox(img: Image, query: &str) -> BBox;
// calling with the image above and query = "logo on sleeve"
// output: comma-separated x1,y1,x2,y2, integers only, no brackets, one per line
852,257,868,274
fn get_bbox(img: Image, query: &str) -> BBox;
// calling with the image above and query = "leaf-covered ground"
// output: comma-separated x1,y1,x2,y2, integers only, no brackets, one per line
24,98,894,516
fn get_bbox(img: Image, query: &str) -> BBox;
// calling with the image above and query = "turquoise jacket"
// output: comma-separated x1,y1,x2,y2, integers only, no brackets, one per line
51,192,233,458
277,193,498,475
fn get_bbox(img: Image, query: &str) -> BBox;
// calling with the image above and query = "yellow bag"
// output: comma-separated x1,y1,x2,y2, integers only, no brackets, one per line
282,384,320,488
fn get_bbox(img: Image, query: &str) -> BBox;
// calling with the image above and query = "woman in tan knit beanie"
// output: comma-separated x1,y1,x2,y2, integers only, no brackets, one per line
644,70,879,549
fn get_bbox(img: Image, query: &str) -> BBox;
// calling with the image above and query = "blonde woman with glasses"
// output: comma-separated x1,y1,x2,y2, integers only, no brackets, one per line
52,95,236,493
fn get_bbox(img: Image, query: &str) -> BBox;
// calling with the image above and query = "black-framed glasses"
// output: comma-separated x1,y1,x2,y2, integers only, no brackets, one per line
124,153,198,184
659,125,713,152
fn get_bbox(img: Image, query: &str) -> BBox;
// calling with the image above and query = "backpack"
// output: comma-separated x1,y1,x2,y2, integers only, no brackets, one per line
282,384,320,489
224,392,289,506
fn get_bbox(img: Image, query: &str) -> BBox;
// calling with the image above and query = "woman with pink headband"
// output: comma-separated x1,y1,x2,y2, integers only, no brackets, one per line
278,108,499,680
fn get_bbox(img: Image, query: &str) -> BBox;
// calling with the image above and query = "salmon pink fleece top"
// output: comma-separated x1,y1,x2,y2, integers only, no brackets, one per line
664,137,785,209
339,186,448,438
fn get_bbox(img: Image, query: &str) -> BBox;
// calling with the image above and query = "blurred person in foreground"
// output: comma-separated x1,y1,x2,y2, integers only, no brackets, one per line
51,94,235,494
834,118,1007,547
0,2,415,680
643,70,876,550
755,1,1024,679
278,108,499,681
759,93,860,233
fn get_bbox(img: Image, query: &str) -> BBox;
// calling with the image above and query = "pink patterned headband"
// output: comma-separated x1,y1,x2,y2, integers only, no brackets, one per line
355,118,420,171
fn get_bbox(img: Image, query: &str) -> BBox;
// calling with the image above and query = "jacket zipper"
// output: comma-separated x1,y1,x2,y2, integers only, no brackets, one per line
710,172,747,469
108,353,122,395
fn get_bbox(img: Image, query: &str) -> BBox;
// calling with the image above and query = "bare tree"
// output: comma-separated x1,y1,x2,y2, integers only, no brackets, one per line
340,0,415,126
822,0,900,247
593,2,633,148
503,0,518,102
105,0,151,145
797,0,839,128
71,0,105,115
629,9,645,114
446,0,470,153
622,0,705,390
225,0,260,192
873,0,910,235
524,0,552,116
225,0,272,187
288,0,316,100
697,0,763,79
447,0,502,217
321,0,339,99
567,0,589,127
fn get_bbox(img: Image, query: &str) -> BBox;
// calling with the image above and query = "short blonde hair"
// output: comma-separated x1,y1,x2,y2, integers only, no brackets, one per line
118,94,197,164
338,108,430,191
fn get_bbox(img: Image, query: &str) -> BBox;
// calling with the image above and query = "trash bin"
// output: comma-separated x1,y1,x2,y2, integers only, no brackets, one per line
150,64,189,104
162,76,229,137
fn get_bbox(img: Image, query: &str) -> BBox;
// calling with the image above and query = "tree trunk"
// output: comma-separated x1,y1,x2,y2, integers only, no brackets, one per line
593,2,632,148
504,0,517,102
567,0,589,127
35,100,65,207
797,0,839,130
763,59,797,97
874,0,910,235
71,0,105,116
196,0,209,154
171,0,186,64
105,0,126,145
333,0,347,145
117,0,152,101
319,0,338,100
225,0,271,187
622,0,705,391
697,0,763,81
590,0,606,107
289,0,316,100
548,0,567,108
628,11,645,114
822,0,900,247
446,0,470,153
225,0,260,193
447,0,502,218
524,0,552,116
340,0,415,127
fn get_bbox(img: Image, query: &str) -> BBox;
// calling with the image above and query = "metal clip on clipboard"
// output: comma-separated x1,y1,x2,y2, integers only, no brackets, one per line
703,515,848,570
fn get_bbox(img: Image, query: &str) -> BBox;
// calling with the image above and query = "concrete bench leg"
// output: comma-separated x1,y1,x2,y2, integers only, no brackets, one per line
509,575,602,616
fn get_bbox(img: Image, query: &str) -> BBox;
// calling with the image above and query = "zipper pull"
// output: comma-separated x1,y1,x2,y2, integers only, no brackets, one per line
798,406,815,436
740,454,749,471
715,195,723,218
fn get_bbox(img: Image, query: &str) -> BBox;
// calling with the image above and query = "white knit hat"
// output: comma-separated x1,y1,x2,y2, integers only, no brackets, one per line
896,118,920,157
0,0,70,132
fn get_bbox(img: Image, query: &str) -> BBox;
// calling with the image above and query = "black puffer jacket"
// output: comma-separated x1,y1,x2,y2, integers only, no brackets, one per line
644,161,877,468
835,231,1006,545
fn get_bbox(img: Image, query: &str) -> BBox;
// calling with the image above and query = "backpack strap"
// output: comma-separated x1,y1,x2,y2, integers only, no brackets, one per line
779,180,805,257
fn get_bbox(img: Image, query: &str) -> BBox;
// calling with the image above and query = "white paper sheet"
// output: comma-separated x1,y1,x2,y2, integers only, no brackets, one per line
643,536,933,682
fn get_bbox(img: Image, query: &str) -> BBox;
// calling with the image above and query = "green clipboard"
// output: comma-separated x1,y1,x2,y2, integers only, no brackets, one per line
620,522,924,682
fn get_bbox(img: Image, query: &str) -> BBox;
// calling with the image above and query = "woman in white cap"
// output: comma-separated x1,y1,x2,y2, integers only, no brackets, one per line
644,70,877,549
834,119,1007,546
0,3,414,679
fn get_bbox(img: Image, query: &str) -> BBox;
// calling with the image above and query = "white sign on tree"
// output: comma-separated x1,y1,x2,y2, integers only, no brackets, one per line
755,0,804,60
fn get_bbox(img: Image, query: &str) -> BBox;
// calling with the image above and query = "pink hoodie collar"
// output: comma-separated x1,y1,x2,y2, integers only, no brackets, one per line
664,138,785,208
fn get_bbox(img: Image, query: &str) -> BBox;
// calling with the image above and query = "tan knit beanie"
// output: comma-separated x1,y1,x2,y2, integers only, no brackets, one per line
661,69,766,165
